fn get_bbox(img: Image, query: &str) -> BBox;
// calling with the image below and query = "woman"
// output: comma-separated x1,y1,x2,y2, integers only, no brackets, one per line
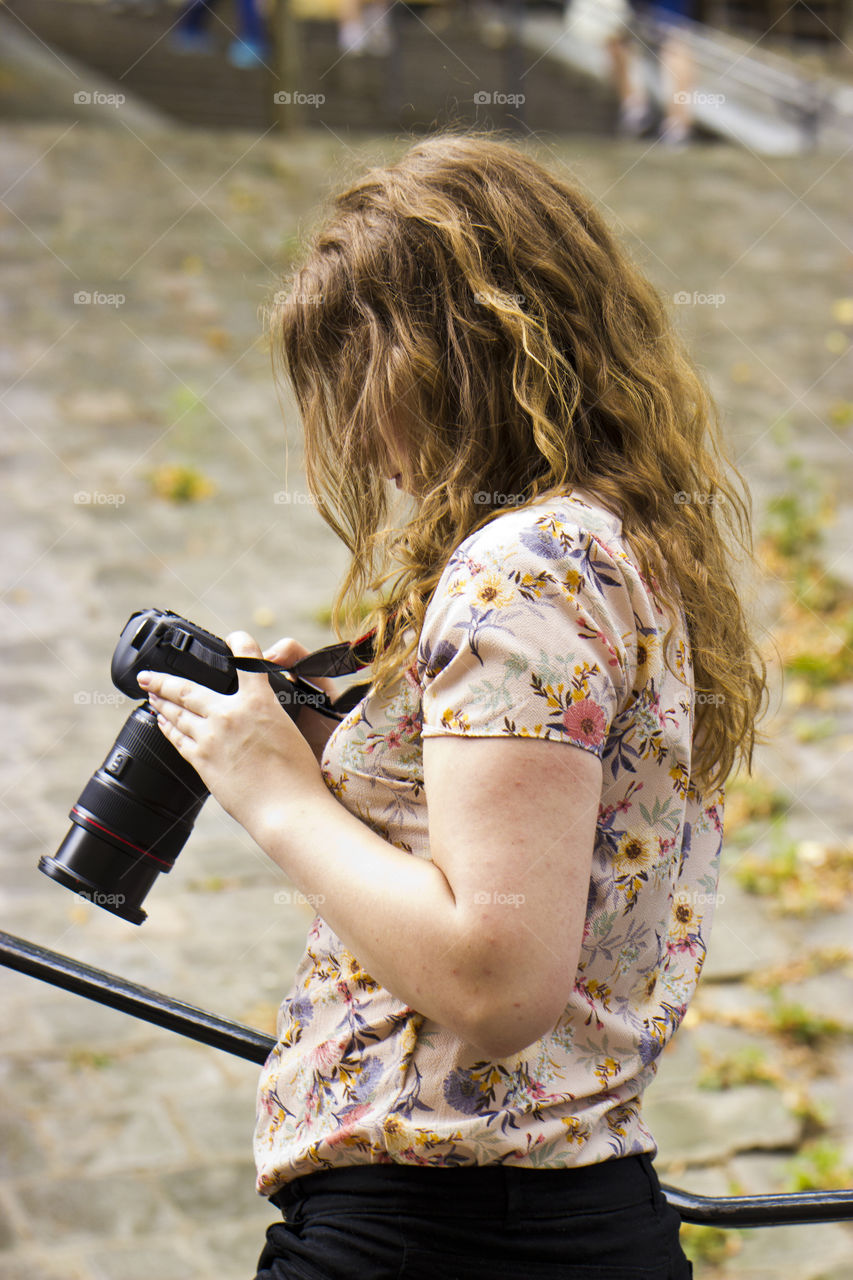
138,131,768,1278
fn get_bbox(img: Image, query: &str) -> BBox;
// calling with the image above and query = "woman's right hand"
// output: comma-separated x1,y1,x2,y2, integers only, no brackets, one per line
263,638,338,697
263,637,339,761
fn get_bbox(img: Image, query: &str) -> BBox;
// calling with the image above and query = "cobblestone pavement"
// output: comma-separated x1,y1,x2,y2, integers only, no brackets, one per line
1,93,853,1280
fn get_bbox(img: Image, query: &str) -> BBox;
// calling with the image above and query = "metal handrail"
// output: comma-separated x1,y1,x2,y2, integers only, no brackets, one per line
2,929,852,1228
0,929,273,1064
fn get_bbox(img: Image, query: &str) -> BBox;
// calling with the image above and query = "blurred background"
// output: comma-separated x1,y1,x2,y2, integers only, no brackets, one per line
1,2,853,1277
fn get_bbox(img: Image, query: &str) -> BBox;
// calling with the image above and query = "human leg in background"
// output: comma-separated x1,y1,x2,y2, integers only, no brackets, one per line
606,29,654,137
650,0,695,145
338,0,391,56
171,0,218,52
228,0,272,66
658,23,693,144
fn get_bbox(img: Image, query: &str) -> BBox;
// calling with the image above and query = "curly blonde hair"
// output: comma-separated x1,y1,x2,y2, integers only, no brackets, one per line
268,128,768,794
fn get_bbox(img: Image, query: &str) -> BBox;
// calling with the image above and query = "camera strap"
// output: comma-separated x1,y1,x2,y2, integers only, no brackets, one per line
227,627,377,680
164,626,376,682
280,629,378,679
158,623,378,721
230,629,378,718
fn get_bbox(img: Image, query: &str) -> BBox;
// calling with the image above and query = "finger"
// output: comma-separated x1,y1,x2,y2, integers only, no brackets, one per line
262,637,309,666
226,630,264,660
138,670,209,715
227,630,271,693
263,637,338,698
151,703,195,757
149,696,200,741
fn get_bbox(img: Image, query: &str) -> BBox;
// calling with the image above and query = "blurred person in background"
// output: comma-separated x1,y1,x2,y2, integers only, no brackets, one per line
170,0,272,66
564,0,652,136
637,0,697,145
338,0,392,55
626,0,698,145
566,0,697,144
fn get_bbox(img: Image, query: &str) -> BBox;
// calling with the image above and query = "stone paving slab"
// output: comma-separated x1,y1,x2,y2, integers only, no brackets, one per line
644,1086,801,1165
731,1222,853,1279
1,101,852,1280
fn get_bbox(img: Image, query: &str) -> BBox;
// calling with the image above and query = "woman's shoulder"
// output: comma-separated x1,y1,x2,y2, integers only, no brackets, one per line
427,486,669,670
446,487,635,586
418,487,645,714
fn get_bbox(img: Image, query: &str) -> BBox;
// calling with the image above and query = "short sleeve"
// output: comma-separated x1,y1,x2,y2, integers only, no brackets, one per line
416,512,636,758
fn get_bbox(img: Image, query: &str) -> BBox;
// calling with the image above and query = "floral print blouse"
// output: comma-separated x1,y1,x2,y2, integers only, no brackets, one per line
254,487,725,1195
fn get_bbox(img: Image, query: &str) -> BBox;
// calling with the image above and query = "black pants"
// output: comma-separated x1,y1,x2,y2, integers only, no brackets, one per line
254,1154,693,1279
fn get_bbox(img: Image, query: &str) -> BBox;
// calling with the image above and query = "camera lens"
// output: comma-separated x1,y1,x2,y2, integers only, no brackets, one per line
39,704,208,924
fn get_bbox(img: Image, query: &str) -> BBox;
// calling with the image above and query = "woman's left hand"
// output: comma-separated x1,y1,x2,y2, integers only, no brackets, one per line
137,631,326,831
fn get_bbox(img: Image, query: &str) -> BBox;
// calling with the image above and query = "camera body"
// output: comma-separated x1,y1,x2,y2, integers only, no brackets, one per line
39,609,331,925
111,608,244,700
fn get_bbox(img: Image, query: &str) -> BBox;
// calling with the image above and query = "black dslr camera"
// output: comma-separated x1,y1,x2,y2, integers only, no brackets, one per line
39,609,339,925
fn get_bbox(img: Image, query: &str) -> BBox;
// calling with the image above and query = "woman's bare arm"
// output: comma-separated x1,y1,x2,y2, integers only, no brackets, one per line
143,639,601,1060
251,733,601,1058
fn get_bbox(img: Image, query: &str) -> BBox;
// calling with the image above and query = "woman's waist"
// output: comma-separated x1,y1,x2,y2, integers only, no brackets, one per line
268,1149,663,1218
262,1004,654,1109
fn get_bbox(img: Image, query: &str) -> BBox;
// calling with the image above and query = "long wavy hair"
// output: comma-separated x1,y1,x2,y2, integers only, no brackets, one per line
267,129,768,794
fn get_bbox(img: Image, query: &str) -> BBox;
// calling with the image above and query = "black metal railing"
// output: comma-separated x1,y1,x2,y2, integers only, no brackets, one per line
0,930,272,1064
2,929,852,1229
